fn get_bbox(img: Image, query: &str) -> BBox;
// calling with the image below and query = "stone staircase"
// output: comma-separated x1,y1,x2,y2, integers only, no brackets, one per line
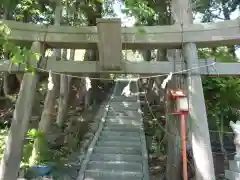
76,79,150,180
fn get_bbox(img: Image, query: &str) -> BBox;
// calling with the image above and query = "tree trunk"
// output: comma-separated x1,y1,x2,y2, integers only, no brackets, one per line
56,48,71,127
68,49,75,84
166,92,181,180
29,52,60,166
56,73,69,127
85,2,102,108
2,8,18,99
2,8,9,97
29,1,62,165
0,41,43,180
83,50,94,108
165,51,182,179
55,51,70,127
221,1,236,59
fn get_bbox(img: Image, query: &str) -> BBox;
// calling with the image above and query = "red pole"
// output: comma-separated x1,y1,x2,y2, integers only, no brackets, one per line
180,112,188,180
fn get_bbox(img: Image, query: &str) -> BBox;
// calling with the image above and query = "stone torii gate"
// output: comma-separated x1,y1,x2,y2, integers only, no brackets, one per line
0,0,239,179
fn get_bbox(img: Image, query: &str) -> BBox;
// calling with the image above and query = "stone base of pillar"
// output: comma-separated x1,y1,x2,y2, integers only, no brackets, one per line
225,158,240,179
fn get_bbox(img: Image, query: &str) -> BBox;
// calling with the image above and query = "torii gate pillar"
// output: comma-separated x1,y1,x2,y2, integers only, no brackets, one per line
97,18,122,71
171,0,216,179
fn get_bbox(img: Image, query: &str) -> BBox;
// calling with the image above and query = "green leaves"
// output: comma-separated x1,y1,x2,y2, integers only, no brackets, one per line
0,129,8,160
95,0,104,3
27,129,39,138
203,77,240,129
122,0,156,24
1,22,41,73
200,45,240,130
0,22,11,39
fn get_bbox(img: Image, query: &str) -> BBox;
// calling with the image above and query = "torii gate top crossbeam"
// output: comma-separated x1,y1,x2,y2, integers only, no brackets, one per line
1,18,239,74
1,18,239,49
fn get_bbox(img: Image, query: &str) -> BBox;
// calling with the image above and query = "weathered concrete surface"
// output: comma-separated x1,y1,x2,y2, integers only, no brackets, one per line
2,59,240,76
225,159,240,179
97,18,122,71
2,18,239,49
76,79,149,180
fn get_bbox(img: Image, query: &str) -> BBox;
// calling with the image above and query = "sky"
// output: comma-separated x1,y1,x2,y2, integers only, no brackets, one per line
111,1,240,58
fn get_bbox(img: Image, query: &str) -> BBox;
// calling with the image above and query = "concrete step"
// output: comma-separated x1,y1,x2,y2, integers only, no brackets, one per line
109,101,139,107
107,109,140,116
98,135,141,142
87,161,142,172
111,99,138,103
105,118,142,126
108,108,139,112
77,81,149,180
109,105,139,110
101,130,140,137
103,125,141,132
225,170,240,180
105,116,141,121
229,160,240,172
90,153,143,163
108,104,139,110
97,140,141,147
111,96,138,102
84,169,143,179
94,146,142,155
104,123,141,128
106,114,141,120
106,111,140,116
107,113,139,119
